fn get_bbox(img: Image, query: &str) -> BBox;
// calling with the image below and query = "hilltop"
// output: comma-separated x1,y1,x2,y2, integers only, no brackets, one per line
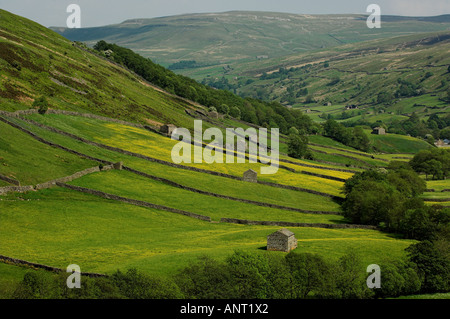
52,11,450,67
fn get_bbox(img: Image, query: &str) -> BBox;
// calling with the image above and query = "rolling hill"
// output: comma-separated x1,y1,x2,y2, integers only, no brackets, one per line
52,11,450,68
51,10,450,128
211,31,450,126
0,8,448,299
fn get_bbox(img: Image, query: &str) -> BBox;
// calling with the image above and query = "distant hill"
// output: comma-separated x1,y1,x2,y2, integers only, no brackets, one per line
207,31,450,128
51,11,450,67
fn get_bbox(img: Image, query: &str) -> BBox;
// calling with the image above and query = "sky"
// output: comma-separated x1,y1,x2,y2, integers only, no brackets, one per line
0,0,449,28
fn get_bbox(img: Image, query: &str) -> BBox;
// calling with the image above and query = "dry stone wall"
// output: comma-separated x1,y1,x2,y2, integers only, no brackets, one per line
57,182,212,222
0,174,20,186
0,186,34,195
1,112,343,201
220,217,378,230
124,166,339,215
300,170,347,183
0,254,106,277
0,165,114,195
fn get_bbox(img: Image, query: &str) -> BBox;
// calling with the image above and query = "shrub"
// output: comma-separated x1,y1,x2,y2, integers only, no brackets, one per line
33,96,49,114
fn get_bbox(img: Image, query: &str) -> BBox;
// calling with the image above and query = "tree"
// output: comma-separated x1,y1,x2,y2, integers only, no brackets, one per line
406,241,450,293
229,106,241,119
287,132,310,160
305,95,315,104
342,180,404,226
175,255,233,299
341,168,426,229
374,261,421,298
351,127,370,152
112,268,183,299
410,148,450,180
288,126,299,136
225,251,270,299
387,168,426,198
335,251,373,299
33,96,49,114
285,252,335,298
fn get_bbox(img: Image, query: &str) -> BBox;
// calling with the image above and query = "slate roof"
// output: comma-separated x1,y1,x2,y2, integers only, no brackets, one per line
271,228,295,237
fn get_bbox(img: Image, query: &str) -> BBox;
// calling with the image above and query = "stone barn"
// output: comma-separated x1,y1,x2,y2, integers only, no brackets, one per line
371,127,386,135
208,111,219,119
113,162,123,170
267,229,298,252
160,124,177,136
243,169,257,183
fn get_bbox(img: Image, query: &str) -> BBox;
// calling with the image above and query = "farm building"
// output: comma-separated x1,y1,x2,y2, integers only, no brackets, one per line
208,111,219,119
267,229,298,252
160,124,177,136
371,127,386,135
243,169,257,183
113,162,123,170
435,139,450,148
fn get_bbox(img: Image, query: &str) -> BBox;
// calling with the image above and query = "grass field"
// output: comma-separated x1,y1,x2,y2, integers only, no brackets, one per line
6,115,343,212
0,113,417,293
366,130,433,154
0,188,415,277
0,120,97,185
18,113,347,197
68,169,344,223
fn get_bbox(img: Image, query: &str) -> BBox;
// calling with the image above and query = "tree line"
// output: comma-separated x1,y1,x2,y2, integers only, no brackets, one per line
341,162,449,294
10,247,440,300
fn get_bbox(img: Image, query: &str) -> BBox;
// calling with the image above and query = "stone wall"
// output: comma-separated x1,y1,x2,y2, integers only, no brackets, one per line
0,186,34,195
0,108,157,131
123,166,339,215
35,165,114,190
309,142,389,162
0,254,106,278
301,170,347,183
0,174,20,186
220,217,378,230
0,165,114,195
1,113,341,200
281,157,358,173
57,182,212,222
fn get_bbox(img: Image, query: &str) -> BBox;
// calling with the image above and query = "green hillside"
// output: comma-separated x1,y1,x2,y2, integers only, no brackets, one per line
0,9,448,299
0,9,205,129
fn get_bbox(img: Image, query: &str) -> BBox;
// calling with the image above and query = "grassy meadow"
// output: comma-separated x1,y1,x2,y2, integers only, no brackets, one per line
0,188,415,277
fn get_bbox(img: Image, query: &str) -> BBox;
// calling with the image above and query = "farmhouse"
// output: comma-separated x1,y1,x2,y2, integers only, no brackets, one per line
160,124,177,136
267,229,298,252
243,169,257,183
371,127,386,135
